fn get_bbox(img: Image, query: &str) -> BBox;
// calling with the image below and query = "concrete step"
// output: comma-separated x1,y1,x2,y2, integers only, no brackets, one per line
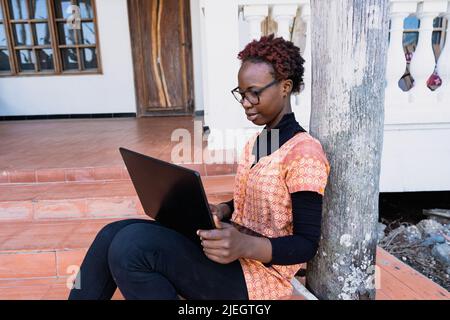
0,218,131,299
0,277,125,300
0,176,235,221
0,276,308,300
1,215,449,299
0,174,235,297
0,163,236,185
0,217,308,300
0,218,124,277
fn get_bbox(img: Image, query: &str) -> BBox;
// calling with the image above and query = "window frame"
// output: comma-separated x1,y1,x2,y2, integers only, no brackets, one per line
0,1,15,74
0,0,102,77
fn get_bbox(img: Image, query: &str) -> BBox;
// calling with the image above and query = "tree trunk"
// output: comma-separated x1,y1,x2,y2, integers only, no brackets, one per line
306,0,390,300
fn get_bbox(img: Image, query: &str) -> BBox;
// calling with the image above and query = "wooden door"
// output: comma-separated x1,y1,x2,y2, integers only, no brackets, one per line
128,0,194,115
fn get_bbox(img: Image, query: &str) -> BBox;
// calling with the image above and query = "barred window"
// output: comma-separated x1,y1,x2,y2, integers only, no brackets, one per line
0,0,101,76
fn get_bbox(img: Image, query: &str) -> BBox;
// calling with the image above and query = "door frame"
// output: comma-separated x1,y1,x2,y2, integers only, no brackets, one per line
127,0,195,117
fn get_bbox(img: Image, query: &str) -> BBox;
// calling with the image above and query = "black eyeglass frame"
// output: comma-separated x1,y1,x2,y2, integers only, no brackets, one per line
231,79,279,106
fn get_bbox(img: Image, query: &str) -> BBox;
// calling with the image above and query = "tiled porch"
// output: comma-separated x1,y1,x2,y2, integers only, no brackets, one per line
0,116,236,183
0,117,448,300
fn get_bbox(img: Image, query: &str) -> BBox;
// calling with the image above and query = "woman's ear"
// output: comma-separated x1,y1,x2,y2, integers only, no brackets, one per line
282,79,293,97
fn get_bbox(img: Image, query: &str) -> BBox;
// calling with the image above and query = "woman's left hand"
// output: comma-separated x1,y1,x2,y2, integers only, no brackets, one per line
197,216,248,264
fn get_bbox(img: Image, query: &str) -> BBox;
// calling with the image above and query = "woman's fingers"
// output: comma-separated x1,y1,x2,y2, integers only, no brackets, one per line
203,247,225,256
210,204,224,221
203,249,233,264
197,228,225,240
212,214,223,229
201,239,227,249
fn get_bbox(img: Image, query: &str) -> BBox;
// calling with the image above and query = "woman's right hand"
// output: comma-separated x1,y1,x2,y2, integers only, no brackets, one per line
209,203,231,221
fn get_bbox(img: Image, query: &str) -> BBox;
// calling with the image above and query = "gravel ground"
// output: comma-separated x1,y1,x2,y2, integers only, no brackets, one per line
379,218,450,292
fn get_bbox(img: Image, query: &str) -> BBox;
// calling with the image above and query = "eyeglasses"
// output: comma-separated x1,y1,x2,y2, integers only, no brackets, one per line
231,79,279,106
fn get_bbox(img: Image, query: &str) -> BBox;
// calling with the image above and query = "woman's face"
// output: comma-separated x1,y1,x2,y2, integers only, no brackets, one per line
237,61,291,128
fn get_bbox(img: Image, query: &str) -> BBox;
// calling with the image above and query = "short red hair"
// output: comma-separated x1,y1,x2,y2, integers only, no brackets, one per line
238,34,305,93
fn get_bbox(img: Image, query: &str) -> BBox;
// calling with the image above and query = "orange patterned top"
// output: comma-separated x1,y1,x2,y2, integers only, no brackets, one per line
231,131,330,300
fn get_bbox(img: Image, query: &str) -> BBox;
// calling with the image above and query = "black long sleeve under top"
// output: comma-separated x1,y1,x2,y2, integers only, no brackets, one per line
221,112,323,266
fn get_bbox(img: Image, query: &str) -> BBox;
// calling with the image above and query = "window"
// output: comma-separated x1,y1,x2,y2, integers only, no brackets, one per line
0,0,101,76
0,3,12,73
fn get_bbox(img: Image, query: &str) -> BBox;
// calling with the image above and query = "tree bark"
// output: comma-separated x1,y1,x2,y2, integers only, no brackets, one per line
306,0,390,300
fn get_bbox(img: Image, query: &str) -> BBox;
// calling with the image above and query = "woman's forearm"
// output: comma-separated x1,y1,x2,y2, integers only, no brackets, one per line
241,234,273,264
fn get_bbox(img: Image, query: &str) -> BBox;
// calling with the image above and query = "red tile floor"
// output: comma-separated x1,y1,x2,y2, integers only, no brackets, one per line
0,116,236,184
0,117,449,300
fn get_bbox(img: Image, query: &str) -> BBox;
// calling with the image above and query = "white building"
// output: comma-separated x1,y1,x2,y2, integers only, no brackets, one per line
0,0,449,193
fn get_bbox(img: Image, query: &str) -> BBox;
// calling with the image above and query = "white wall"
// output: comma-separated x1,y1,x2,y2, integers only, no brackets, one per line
380,124,450,192
190,0,204,112
0,0,136,116
201,0,252,130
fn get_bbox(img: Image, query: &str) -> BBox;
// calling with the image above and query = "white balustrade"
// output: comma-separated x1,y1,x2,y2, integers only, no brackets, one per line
436,2,450,102
239,2,310,126
199,0,450,153
409,1,448,103
243,5,269,41
385,1,417,105
272,4,298,40
197,0,450,193
295,2,312,126
381,0,450,126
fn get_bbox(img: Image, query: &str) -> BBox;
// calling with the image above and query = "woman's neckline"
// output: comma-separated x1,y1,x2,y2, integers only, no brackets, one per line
248,131,307,170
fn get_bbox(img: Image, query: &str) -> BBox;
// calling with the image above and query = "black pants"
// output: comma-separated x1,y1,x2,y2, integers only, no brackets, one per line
68,219,248,300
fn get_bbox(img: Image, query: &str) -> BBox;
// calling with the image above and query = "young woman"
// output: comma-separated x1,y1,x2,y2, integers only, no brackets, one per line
68,34,330,300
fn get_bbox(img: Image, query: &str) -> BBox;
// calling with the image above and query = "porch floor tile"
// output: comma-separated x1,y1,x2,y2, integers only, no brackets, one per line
0,117,204,171
0,117,238,183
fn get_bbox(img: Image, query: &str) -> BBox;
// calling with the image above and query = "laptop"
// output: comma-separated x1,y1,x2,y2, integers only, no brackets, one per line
119,147,216,246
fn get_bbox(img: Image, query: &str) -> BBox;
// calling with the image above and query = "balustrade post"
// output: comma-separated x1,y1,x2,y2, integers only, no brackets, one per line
436,2,450,102
385,1,414,103
409,0,448,102
272,5,298,40
243,5,269,40
296,3,311,116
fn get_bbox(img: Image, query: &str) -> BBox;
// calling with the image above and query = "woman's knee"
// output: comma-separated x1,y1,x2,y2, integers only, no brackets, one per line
94,219,150,246
107,223,178,272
